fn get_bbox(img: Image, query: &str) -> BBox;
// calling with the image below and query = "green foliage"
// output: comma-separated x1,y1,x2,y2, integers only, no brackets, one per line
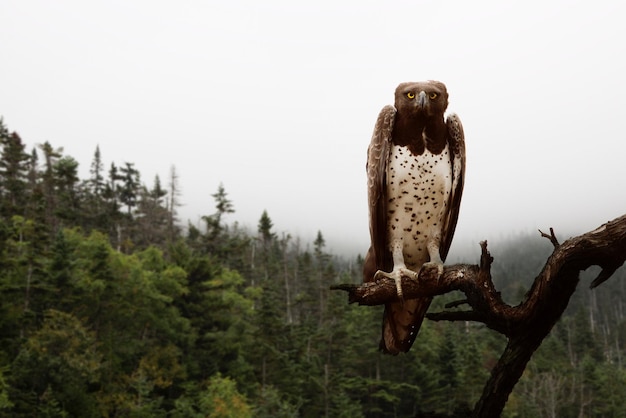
0,366,14,410
1,117,625,416
201,373,253,418
10,310,101,416
0,130,30,217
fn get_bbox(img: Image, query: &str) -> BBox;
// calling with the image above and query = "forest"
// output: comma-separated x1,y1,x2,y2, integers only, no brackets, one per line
0,117,625,417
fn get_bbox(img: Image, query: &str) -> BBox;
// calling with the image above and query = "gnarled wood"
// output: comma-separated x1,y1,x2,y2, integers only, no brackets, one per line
331,214,626,417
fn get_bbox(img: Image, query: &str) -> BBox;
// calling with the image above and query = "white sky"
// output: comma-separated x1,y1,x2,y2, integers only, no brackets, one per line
2,0,625,257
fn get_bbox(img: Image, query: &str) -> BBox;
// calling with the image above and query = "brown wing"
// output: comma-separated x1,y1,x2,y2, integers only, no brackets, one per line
363,105,396,282
363,105,420,355
439,113,466,261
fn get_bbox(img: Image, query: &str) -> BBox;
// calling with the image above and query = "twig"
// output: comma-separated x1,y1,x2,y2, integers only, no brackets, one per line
538,227,560,247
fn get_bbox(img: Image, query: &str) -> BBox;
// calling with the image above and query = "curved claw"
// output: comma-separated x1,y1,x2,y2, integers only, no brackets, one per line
373,268,420,282
373,267,420,301
373,269,392,281
420,261,444,280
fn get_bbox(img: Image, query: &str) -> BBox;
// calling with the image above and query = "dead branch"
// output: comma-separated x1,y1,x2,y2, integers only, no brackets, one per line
538,227,560,247
331,213,626,417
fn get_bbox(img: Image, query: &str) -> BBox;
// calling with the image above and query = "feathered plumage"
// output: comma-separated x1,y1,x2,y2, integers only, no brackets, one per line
363,81,465,354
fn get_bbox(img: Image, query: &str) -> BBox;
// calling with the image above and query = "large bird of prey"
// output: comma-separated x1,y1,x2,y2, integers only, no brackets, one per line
363,80,465,354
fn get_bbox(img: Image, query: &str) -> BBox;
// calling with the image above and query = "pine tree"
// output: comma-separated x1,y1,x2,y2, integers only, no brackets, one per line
258,210,275,245
314,231,332,326
0,131,30,217
89,146,105,198
133,176,170,248
37,142,63,231
201,184,236,258
25,147,46,224
53,156,80,226
102,162,123,233
203,183,235,241
117,162,141,216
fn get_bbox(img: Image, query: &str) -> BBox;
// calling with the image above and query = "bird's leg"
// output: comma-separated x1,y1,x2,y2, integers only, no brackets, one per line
373,241,420,300
420,238,445,279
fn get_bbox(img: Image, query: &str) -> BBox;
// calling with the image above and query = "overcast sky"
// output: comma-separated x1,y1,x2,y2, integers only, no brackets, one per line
2,0,625,257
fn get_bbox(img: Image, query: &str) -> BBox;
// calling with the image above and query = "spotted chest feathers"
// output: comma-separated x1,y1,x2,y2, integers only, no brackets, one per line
386,143,452,269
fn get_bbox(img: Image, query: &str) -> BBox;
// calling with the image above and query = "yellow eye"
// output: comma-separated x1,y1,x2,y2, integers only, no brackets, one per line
407,92,415,99
429,92,438,99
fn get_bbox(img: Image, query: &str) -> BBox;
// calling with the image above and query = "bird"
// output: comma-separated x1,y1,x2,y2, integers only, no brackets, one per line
363,80,465,354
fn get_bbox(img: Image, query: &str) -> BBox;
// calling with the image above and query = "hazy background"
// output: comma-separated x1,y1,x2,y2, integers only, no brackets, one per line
2,0,625,257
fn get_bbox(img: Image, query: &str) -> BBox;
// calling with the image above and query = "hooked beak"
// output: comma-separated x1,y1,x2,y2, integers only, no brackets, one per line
417,91,427,108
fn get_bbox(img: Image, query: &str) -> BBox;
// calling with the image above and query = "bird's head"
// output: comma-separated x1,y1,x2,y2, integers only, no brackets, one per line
394,80,449,119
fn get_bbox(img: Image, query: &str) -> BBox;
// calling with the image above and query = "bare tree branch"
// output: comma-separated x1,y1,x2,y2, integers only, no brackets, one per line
538,227,560,247
331,213,626,417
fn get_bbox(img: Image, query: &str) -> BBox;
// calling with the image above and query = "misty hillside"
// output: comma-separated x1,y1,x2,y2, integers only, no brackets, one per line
1,118,625,417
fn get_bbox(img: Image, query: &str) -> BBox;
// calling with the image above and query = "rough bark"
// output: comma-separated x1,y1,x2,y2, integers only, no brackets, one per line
331,214,626,417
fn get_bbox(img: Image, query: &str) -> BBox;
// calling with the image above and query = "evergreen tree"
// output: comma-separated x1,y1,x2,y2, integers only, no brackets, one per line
203,183,234,241
10,310,101,416
37,141,63,230
25,147,45,224
201,183,237,259
103,162,119,210
133,176,171,248
258,210,275,245
0,131,30,217
89,145,105,198
118,161,141,216
53,155,80,226
0,118,8,139
0,117,624,417
80,145,109,231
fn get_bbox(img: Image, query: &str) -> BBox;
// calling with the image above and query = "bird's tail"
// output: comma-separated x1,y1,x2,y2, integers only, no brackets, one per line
380,297,433,354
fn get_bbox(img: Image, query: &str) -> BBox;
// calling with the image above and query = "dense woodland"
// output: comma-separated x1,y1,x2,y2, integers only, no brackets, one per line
0,117,625,417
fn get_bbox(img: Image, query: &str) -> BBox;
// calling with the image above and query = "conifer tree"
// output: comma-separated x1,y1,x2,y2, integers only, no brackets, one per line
117,162,141,216
201,183,236,258
89,145,105,198
53,156,80,226
203,183,234,240
133,176,170,248
37,142,63,231
0,131,30,217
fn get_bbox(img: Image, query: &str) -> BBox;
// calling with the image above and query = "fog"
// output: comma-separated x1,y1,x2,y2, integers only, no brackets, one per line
2,0,625,257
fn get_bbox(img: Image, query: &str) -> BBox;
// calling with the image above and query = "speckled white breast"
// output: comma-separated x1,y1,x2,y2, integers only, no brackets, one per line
386,143,452,269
